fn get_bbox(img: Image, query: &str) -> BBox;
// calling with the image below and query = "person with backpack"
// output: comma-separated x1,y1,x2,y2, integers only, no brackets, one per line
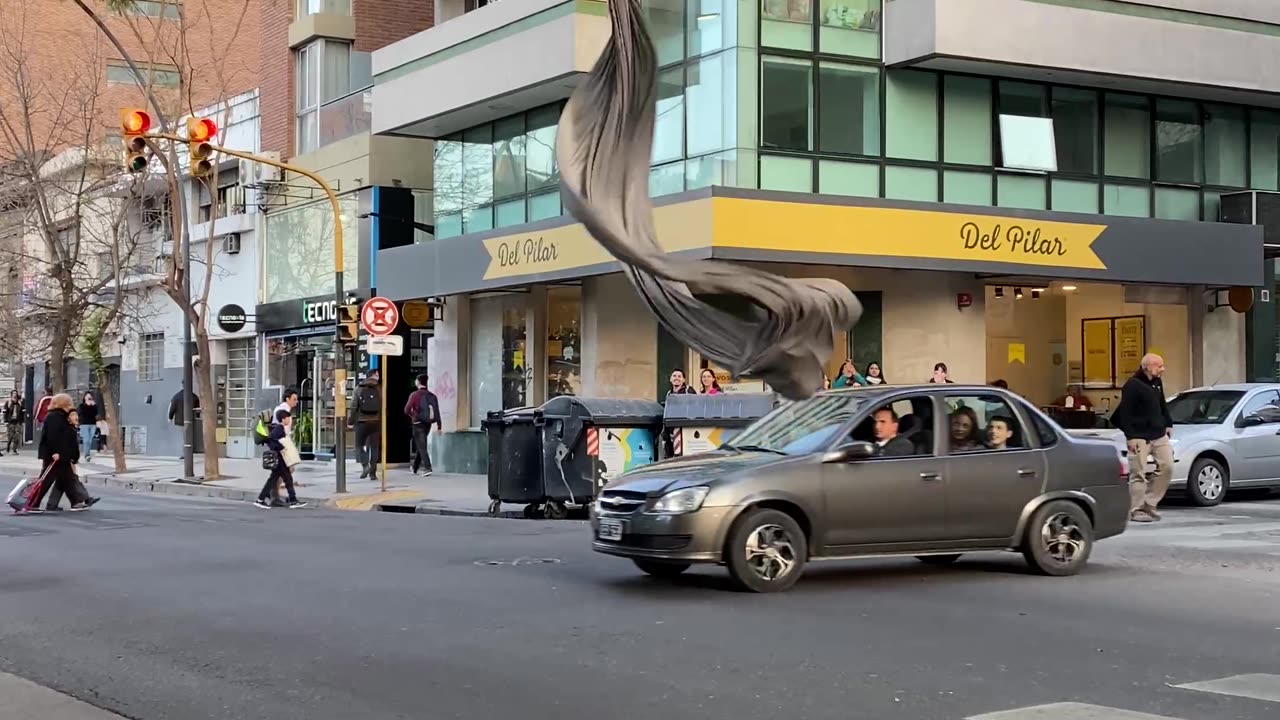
403,373,441,476
253,409,306,509
347,368,382,479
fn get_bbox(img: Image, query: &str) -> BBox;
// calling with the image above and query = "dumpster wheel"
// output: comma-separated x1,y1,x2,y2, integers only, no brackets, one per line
523,503,542,519
488,500,501,517
544,501,569,520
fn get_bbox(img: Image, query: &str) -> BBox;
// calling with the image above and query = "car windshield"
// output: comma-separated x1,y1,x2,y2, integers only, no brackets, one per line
725,394,864,456
1166,390,1244,425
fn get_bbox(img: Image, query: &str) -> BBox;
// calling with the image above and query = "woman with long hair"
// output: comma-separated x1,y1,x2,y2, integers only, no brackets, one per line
29,393,97,512
864,361,886,385
77,391,99,462
699,368,723,395
831,360,866,388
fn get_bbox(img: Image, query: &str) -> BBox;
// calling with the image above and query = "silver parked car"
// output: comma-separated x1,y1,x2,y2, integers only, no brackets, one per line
592,385,1130,592
1157,383,1280,506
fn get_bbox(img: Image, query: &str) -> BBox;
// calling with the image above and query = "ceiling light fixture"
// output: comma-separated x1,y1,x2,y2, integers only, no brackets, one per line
1014,287,1024,299
994,286,1004,298
1061,284,1078,291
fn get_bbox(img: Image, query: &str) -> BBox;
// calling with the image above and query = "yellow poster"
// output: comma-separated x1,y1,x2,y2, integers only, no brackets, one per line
1007,343,1026,365
1082,319,1113,387
1114,317,1145,380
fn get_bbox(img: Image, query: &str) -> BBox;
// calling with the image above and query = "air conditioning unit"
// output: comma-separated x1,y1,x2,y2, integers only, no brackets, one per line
222,233,241,255
258,151,282,182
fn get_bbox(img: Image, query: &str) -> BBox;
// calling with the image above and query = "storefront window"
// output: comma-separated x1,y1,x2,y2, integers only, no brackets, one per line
469,295,528,428
546,287,583,399
885,70,934,161
262,194,359,304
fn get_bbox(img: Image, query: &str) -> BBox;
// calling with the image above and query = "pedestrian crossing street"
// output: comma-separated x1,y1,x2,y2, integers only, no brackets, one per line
1113,502,1280,555
968,674,1280,719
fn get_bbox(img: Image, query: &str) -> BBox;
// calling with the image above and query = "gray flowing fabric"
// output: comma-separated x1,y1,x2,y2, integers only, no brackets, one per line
556,0,862,400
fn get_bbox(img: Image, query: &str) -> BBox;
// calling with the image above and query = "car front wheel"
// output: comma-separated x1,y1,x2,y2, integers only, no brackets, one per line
1022,500,1093,576
725,508,808,593
1187,457,1227,507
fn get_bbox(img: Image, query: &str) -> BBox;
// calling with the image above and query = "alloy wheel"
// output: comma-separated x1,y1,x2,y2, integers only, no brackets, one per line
744,524,797,582
1040,512,1086,565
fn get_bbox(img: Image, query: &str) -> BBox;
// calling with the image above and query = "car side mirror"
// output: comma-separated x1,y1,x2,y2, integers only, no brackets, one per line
1237,414,1264,428
822,441,877,463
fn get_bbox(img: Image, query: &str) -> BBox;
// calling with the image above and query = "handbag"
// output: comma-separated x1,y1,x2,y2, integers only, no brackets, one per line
280,436,302,469
261,450,278,470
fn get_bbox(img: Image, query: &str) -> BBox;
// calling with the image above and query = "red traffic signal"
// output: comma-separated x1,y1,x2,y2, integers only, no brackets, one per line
120,108,152,173
119,109,152,135
187,117,217,143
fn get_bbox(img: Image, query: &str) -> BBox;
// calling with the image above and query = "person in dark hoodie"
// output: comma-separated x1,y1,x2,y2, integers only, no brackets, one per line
347,368,382,479
254,409,306,509
1111,353,1173,523
30,393,97,513
403,373,441,476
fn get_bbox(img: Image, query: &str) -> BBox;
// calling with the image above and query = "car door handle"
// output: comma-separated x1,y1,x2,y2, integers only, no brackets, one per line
1018,468,1038,477
919,472,941,481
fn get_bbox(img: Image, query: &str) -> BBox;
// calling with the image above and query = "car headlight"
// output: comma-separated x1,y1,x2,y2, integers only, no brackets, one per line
648,486,710,515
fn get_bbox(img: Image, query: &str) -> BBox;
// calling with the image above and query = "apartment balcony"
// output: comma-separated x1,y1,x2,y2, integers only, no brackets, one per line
885,0,1280,105
371,0,610,138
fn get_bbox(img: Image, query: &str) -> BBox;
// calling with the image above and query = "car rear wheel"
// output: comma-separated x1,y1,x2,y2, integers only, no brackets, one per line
725,508,807,593
916,554,962,566
632,559,691,579
1187,457,1227,507
1021,500,1093,577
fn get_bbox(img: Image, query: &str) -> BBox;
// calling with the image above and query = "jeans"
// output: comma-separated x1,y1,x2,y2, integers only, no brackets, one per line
411,424,433,473
6,421,20,453
354,421,380,470
258,459,297,503
79,425,96,460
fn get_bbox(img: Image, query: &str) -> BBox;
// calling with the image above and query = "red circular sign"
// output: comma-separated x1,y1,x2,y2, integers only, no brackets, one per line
361,297,399,337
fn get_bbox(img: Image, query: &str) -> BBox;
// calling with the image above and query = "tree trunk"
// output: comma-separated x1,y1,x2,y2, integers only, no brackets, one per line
96,371,127,474
48,323,68,392
194,326,220,480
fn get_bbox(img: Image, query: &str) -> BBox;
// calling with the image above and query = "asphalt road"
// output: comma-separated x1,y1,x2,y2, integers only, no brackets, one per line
1,481,1278,720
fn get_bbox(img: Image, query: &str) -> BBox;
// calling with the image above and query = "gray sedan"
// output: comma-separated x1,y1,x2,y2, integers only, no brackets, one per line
1158,383,1280,506
592,385,1129,592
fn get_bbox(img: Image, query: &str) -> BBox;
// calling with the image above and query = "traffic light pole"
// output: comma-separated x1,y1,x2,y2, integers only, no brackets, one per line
149,134,350,492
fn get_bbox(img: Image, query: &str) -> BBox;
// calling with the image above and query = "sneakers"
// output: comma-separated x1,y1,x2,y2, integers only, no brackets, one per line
86,497,100,508
1130,509,1153,523
1143,504,1162,521
422,469,433,476
253,498,272,509
20,507,43,515
288,500,308,509
70,502,88,512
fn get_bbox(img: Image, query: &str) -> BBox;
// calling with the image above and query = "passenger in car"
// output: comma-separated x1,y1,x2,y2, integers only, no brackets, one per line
949,407,983,451
872,407,915,457
986,416,1015,450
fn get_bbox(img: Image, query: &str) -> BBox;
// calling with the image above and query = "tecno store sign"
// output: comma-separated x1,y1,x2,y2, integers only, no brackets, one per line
255,294,364,334
302,299,338,324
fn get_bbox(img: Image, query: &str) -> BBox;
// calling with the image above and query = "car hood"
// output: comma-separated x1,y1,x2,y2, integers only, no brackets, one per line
601,450,800,495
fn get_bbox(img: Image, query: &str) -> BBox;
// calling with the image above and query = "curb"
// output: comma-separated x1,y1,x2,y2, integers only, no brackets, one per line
80,473,338,509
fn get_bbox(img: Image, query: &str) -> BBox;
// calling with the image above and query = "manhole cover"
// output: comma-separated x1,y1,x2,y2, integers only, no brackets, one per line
474,557,562,567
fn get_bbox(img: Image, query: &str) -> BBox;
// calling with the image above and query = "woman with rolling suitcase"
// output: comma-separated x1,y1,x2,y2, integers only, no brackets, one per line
29,394,98,513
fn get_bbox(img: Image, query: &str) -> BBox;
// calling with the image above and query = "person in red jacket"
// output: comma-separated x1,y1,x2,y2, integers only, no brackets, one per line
403,373,441,476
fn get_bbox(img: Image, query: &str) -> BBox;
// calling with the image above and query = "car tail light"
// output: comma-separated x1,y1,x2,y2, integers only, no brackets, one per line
1119,457,1130,483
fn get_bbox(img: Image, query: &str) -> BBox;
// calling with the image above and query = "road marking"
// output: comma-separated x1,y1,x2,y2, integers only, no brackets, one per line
967,702,1181,719
1176,674,1280,703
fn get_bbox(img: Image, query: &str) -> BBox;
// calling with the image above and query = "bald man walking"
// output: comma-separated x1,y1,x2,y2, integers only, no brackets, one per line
1112,353,1174,522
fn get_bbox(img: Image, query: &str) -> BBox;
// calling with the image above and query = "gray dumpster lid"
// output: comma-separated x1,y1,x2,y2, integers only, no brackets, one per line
538,396,664,423
663,392,778,424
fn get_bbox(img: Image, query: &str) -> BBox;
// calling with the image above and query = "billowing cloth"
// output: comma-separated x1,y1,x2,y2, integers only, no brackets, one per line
556,0,861,400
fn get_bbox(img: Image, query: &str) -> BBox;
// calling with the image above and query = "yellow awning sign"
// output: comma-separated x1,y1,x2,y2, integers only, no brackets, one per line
713,198,1108,270
1008,342,1026,365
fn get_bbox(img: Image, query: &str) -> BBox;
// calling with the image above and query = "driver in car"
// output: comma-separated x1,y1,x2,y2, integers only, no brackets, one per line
872,407,915,457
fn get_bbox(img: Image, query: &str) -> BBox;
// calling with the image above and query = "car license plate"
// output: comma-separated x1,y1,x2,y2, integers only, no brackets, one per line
598,518,624,541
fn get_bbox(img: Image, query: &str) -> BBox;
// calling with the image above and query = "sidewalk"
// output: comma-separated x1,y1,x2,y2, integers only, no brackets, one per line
0,450,505,516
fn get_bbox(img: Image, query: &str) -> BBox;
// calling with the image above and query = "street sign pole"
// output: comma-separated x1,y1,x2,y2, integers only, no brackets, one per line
359,297,400,493
380,352,388,493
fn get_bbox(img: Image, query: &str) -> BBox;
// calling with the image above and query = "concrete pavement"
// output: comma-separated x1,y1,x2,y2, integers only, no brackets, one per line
0,484,1278,720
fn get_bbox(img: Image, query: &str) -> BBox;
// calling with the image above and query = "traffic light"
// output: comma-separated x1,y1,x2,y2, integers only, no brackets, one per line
338,303,360,346
186,117,217,177
119,108,151,173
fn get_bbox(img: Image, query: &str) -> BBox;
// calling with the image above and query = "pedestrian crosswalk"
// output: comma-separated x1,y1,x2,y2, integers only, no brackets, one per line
967,674,1280,719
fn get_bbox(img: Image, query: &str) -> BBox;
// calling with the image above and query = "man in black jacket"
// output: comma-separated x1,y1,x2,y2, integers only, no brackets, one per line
1112,353,1174,522
347,369,382,479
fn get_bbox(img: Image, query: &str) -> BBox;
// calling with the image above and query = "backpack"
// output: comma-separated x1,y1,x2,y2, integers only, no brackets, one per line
413,391,435,425
358,387,380,415
252,410,273,445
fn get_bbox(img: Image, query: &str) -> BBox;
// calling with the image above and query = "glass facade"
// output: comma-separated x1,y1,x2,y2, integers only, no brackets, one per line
262,194,359,304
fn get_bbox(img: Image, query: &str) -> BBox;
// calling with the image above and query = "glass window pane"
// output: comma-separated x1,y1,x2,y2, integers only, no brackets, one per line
464,204,493,234
687,150,742,189
819,62,881,156
1250,109,1280,191
1104,94,1150,179
1203,190,1222,222
321,40,351,103
493,115,526,199
760,155,813,192
644,0,685,67
653,68,685,163
885,70,936,161
526,104,561,192
462,125,493,213
687,51,736,156
761,56,812,151
884,165,937,202
1154,187,1199,221
436,213,462,239
819,0,881,58
999,81,1046,118
689,0,736,56
495,198,526,228
650,161,686,197
433,137,463,217
943,170,992,206
1204,104,1246,187
1051,88,1097,175
943,75,992,165
1051,178,1099,214
819,160,879,197
528,191,560,222
1104,184,1151,218
1155,98,1202,184
761,0,812,51
997,174,1046,210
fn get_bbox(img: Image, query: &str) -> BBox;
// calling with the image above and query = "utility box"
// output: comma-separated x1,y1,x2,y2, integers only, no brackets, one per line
662,393,777,458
